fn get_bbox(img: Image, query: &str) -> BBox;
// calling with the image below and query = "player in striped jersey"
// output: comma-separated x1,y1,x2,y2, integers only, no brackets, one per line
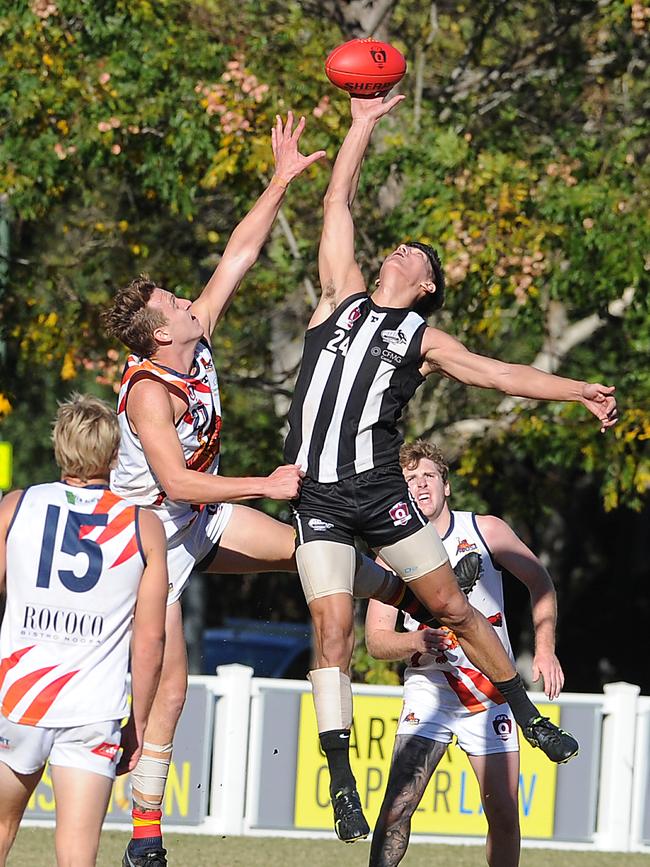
0,395,167,867
285,94,616,841
103,113,429,866
366,440,565,867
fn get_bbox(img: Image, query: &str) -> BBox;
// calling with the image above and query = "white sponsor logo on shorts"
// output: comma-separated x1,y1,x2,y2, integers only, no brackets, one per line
308,518,334,532
389,501,412,527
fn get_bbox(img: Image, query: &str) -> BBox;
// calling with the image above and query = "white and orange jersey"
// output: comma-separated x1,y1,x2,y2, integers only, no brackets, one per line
111,338,222,540
0,483,144,727
404,511,515,714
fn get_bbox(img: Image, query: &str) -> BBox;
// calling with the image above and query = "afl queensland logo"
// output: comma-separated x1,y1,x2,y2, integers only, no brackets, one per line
492,713,513,741
345,305,363,329
369,47,387,67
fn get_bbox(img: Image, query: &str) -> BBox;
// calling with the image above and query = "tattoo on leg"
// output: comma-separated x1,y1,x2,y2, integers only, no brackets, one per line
369,735,447,867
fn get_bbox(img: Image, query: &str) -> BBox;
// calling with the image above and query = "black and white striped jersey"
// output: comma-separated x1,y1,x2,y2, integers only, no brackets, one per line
284,293,428,483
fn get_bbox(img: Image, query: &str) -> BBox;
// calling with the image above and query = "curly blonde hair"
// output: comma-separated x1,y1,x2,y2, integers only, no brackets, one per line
102,274,166,357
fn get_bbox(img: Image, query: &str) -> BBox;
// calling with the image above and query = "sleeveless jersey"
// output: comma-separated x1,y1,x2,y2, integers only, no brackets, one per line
403,511,514,714
284,294,427,483
0,483,144,727
111,338,222,540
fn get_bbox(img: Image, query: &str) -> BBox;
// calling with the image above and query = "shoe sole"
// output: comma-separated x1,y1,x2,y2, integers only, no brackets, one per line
335,820,370,843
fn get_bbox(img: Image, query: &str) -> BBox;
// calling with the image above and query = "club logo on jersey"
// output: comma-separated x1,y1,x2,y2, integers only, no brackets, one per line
21,604,104,645
0,736,10,750
455,538,478,556
308,518,334,532
487,612,503,627
389,501,412,527
492,713,513,741
345,306,363,329
200,355,214,372
91,741,120,760
403,710,420,724
380,328,407,345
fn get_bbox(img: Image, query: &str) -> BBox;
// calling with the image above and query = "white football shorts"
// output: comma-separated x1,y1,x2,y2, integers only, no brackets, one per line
166,502,233,605
0,715,122,779
397,678,519,756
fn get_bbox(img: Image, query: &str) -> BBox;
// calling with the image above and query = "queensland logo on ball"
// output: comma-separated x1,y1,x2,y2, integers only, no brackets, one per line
369,47,387,67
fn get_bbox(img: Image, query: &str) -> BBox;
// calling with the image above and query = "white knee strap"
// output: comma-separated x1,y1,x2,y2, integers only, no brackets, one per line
296,541,357,604
130,741,173,809
308,667,353,733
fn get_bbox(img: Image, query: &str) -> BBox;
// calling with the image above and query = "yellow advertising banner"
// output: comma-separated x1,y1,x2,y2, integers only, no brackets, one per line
0,441,12,490
295,693,559,838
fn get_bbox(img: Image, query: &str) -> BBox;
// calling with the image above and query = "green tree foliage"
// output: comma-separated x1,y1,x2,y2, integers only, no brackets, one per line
1,0,648,687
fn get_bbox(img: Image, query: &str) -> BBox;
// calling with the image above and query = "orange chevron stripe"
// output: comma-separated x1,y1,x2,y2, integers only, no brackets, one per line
18,670,79,725
443,671,488,713
0,646,35,692
111,533,139,567
96,506,134,544
458,666,506,705
2,666,57,716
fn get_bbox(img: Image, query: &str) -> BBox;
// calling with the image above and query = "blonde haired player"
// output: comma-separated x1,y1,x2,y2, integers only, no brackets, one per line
366,440,565,867
0,394,167,867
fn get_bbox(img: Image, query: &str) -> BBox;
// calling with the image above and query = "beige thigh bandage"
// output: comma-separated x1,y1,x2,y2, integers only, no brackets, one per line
130,741,173,809
308,667,353,733
296,541,357,604
375,523,449,583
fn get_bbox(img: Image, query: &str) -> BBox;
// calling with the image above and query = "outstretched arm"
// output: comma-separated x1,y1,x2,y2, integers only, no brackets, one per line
312,95,404,327
421,327,618,432
191,112,326,337
477,515,564,699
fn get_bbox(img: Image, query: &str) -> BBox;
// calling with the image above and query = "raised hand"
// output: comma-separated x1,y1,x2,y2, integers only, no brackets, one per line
350,93,405,122
580,382,618,432
271,111,326,183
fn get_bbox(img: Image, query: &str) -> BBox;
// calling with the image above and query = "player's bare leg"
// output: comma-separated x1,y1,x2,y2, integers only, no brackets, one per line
369,734,447,866
468,751,521,867
0,762,43,866
409,562,516,681
50,765,113,867
123,601,186,867
206,504,296,573
378,529,578,763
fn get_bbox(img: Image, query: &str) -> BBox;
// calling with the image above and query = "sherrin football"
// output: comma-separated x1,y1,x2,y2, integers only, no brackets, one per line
325,38,407,98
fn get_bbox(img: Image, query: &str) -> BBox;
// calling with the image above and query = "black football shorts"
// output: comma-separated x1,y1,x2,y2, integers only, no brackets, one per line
292,464,428,551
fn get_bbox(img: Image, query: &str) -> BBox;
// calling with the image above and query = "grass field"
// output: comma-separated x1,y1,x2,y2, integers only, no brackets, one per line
8,829,649,866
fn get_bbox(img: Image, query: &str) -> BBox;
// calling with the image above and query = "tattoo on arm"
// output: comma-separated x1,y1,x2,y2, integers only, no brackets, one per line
369,735,447,867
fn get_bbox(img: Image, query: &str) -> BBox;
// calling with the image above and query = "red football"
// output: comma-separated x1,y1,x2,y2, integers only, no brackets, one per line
325,38,407,98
